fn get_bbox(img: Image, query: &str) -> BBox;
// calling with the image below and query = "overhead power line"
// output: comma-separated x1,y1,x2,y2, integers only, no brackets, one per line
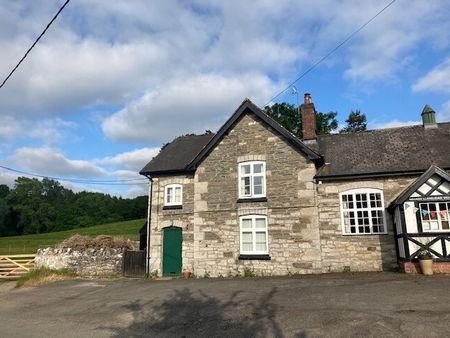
265,0,397,106
0,0,72,89
0,165,148,186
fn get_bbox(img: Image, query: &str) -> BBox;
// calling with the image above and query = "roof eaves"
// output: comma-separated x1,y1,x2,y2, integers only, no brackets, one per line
139,168,195,177
314,169,432,181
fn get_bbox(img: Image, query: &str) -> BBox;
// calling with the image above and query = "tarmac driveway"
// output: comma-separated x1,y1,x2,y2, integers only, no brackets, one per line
1,272,450,337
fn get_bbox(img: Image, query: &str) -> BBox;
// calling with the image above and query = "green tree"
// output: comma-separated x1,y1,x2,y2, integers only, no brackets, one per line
0,176,148,237
264,103,338,138
264,103,301,137
0,184,10,198
316,111,338,135
340,109,367,133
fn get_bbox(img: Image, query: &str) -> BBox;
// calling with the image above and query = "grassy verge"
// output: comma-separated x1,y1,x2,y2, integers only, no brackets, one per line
0,218,145,255
16,267,76,288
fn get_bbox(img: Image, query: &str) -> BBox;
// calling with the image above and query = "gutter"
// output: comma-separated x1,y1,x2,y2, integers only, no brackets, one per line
314,169,438,182
143,174,153,276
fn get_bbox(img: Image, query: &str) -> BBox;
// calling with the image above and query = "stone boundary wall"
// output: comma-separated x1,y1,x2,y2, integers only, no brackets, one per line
35,247,126,276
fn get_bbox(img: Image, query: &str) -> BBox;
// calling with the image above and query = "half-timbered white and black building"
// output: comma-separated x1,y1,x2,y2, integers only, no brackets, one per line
389,166,450,263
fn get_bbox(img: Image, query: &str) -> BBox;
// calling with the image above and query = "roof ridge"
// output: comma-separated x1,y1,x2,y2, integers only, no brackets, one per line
318,123,443,138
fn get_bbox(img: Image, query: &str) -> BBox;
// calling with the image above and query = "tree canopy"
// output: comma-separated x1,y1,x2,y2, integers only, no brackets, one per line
0,177,147,237
264,103,338,138
340,109,367,133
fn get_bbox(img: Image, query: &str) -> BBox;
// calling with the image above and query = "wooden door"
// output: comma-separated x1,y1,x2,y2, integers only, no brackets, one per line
162,227,182,276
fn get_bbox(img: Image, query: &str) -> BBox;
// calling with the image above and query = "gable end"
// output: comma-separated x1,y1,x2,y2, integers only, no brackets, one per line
186,99,323,171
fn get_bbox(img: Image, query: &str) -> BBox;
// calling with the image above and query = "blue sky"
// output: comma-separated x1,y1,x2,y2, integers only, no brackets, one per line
0,0,449,196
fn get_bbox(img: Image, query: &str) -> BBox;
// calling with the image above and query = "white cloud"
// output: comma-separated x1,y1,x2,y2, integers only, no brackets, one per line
0,171,19,188
369,119,421,130
439,101,450,121
0,115,76,144
99,147,160,171
412,58,450,94
102,73,277,143
10,147,106,178
0,116,22,141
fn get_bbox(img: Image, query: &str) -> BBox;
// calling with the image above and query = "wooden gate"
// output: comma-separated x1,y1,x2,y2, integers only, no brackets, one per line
0,254,35,280
122,250,146,278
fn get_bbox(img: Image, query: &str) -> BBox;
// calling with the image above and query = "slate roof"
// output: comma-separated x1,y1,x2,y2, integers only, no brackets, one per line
139,133,214,175
140,99,450,180
140,99,322,176
315,123,450,180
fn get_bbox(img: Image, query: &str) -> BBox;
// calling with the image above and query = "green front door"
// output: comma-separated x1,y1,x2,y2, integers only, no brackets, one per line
162,227,182,276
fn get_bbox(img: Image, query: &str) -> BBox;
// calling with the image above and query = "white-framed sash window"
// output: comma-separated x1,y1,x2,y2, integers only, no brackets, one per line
239,215,268,255
165,184,183,206
238,161,266,198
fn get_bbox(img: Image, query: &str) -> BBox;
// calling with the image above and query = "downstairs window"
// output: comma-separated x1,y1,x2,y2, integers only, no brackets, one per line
340,189,386,235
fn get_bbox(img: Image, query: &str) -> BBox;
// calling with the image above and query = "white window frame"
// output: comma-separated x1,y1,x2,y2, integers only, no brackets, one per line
238,161,266,199
339,188,387,235
419,201,450,232
239,215,269,255
164,184,183,206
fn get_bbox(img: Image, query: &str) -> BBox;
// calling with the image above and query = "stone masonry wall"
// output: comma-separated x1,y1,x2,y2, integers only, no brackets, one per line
148,175,195,275
193,113,321,277
148,111,421,277
36,247,125,276
317,176,416,272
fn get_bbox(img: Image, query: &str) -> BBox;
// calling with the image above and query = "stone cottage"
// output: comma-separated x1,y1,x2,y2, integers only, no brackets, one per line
140,94,450,277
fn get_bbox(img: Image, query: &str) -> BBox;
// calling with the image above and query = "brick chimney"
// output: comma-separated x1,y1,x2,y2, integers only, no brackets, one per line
301,93,317,142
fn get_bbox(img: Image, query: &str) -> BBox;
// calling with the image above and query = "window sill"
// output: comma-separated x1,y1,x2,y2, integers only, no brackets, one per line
238,254,271,260
237,197,267,203
342,232,388,236
163,205,183,210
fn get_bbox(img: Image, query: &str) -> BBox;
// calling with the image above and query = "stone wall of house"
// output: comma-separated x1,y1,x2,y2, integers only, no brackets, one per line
317,176,416,272
147,112,424,277
35,247,126,276
192,113,322,277
148,175,195,275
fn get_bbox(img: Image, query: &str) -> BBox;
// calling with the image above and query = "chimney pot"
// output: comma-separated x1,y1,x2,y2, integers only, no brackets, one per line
304,93,312,104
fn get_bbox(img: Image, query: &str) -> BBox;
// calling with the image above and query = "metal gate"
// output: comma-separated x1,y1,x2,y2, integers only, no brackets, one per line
122,250,146,278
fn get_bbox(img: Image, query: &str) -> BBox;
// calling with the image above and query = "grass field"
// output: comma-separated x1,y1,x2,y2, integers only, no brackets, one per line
0,219,145,255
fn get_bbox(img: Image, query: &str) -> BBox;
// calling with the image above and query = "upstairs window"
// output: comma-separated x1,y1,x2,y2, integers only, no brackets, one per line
340,189,386,235
238,161,266,198
165,184,182,206
240,215,268,255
